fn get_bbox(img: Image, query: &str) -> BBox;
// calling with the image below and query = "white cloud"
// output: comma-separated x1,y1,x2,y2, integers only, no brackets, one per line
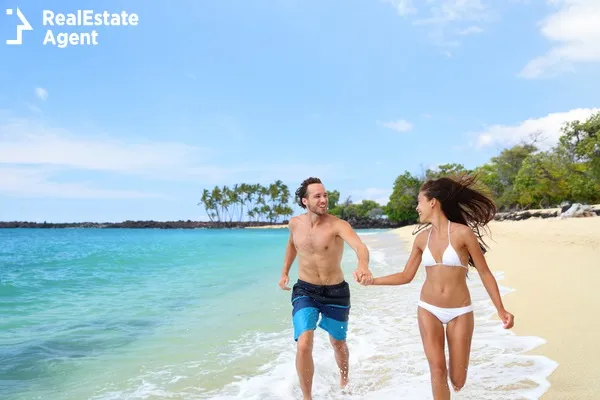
413,0,489,26
0,166,169,199
35,88,48,101
472,108,600,150
520,0,600,78
383,0,416,16
378,119,414,133
0,115,343,198
0,116,236,198
25,102,43,114
0,118,205,175
458,25,484,35
349,187,392,206
385,0,492,49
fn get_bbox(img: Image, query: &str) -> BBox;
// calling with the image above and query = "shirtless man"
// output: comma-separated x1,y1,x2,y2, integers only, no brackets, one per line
278,177,373,400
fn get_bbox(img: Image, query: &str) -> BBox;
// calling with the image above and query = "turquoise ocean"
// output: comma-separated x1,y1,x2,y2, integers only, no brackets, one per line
1,228,557,400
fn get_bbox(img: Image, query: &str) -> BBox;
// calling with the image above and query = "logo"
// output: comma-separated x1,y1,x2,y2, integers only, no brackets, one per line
4,8,139,48
6,7,33,45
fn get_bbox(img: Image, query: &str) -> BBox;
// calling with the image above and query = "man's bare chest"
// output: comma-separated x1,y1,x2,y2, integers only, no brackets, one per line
293,229,338,254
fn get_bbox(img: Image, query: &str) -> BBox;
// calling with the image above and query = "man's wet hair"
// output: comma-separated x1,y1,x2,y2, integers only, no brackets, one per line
295,177,322,209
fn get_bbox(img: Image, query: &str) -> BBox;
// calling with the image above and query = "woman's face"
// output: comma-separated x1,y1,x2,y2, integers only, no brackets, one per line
416,191,434,223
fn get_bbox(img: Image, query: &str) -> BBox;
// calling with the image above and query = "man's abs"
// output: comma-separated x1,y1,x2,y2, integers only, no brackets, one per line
297,258,344,286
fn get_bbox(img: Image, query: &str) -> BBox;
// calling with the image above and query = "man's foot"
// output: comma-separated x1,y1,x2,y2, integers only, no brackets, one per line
340,374,349,388
341,381,353,396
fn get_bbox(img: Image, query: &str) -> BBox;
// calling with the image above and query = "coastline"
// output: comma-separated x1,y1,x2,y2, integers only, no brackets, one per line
393,216,600,399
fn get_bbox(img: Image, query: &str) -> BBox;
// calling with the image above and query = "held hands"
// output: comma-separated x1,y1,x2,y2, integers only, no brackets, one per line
353,267,374,286
498,309,514,329
278,274,291,291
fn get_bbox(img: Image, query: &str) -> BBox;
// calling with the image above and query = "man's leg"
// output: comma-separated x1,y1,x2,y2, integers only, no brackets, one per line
292,288,320,400
319,281,351,389
296,330,315,400
329,335,349,388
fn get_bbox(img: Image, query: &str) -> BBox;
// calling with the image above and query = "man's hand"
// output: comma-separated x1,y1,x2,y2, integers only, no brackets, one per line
278,274,291,290
353,267,373,286
498,309,514,329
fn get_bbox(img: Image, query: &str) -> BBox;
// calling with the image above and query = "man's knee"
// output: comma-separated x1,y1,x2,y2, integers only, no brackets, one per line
330,338,348,352
297,333,314,355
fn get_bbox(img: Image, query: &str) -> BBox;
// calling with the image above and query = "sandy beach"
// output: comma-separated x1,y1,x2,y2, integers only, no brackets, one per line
393,215,600,399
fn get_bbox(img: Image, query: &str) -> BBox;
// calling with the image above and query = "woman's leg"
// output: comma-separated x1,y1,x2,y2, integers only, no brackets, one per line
446,311,474,392
418,307,450,400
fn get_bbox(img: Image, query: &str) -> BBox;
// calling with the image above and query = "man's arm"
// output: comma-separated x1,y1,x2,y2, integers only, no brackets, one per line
336,219,371,283
279,223,297,290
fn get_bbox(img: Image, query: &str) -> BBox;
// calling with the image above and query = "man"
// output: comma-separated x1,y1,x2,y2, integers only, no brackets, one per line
278,177,373,400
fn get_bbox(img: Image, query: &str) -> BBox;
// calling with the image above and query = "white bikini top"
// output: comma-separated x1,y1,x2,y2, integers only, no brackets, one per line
422,221,468,269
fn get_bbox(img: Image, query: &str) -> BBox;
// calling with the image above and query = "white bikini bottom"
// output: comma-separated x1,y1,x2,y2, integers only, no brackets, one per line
418,300,474,324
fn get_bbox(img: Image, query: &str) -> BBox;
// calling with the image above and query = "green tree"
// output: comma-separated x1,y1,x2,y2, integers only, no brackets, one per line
327,190,340,209
426,163,469,180
558,111,600,181
475,144,537,209
356,200,381,218
513,152,568,208
385,171,423,223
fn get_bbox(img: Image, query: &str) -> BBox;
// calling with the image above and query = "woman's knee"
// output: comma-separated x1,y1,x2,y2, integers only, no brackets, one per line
450,369,467,391
428,359,447,379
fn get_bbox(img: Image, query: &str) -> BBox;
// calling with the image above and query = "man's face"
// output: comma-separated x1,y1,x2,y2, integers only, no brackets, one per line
303,183,328,215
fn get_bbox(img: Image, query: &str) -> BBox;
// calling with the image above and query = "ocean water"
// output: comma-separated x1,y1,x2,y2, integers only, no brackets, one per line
0,228,557,400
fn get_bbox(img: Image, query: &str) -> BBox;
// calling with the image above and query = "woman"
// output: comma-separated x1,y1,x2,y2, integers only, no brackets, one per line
366,174,514,399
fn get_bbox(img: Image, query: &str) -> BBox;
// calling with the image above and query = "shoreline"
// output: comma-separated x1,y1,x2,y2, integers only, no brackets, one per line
3,204,597,230
392,216,600,399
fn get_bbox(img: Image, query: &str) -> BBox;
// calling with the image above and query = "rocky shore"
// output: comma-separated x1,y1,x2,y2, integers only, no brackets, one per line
494,203,600,221
3,204,597,229
0,218,400,229
0,220,290,229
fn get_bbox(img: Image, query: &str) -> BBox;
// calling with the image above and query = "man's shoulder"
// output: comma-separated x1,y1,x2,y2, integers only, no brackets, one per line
328,215,352,233
327,213,343,223
288,215,303,229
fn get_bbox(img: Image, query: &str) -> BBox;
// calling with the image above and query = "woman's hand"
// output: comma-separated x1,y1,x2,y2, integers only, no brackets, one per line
498,309,514,329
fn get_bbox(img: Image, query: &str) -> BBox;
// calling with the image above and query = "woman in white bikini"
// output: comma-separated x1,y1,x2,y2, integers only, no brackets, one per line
366,174,514,400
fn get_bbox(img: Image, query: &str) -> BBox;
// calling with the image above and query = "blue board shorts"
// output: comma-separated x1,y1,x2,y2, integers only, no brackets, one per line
291,279,351,341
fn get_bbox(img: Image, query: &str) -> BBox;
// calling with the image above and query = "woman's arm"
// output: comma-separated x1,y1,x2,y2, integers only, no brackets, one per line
463,228,515,329
370,232,424,286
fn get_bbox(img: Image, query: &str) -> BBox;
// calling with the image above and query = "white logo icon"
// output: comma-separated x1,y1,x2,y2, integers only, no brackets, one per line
6,7,33,45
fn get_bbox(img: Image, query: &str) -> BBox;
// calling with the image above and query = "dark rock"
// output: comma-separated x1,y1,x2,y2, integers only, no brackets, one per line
561,204,572,213
493,209,559,222
344,217,403,229
0,220,291,229
0,217,400,230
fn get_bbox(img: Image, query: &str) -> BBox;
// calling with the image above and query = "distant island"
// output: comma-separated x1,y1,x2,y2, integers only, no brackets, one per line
0,217,403,230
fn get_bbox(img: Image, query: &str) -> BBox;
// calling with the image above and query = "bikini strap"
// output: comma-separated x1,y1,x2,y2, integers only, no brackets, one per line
447,221,451,246
426,225,432,246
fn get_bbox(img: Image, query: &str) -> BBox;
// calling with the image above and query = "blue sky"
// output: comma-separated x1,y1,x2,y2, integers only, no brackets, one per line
0,0,599,222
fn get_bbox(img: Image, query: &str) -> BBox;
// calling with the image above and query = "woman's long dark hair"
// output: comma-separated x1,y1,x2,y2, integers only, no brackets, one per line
415,173,497,268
